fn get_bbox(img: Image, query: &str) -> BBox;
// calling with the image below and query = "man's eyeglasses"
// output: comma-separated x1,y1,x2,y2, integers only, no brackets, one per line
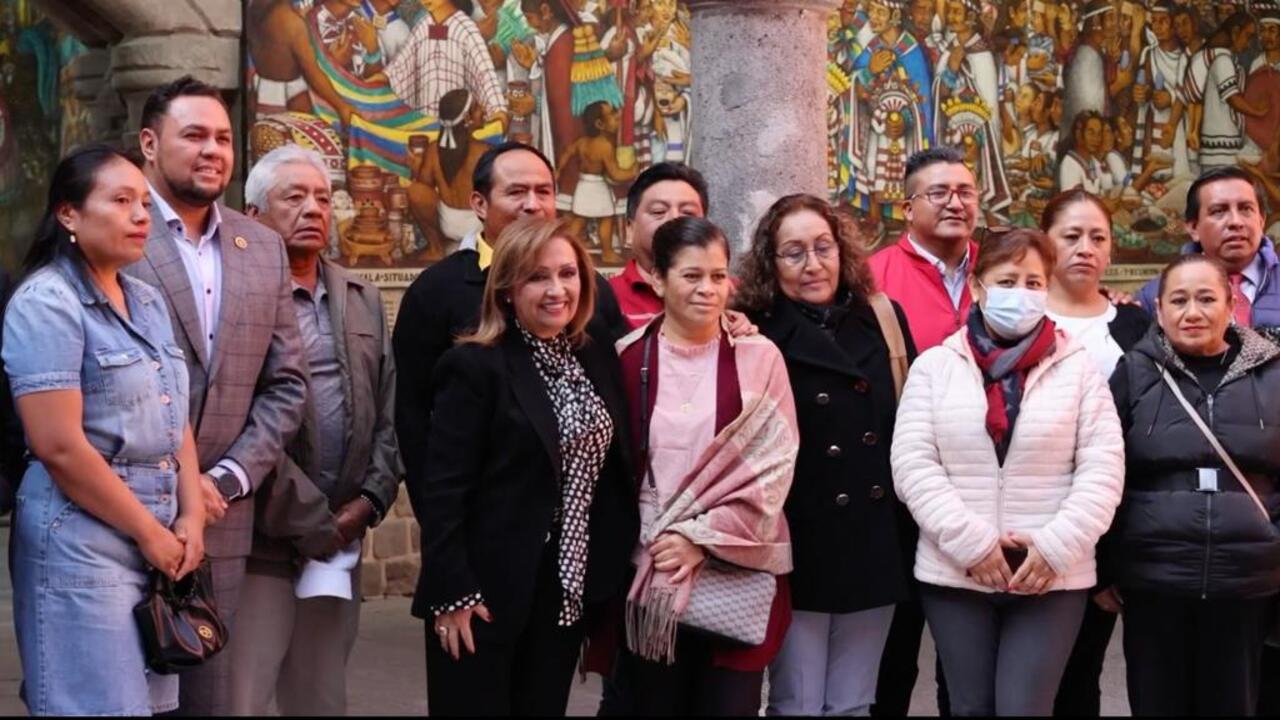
776,242,838,268
908,187,980,207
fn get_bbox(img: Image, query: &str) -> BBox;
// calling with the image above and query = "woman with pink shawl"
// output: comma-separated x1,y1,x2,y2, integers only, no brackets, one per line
608,216,800,715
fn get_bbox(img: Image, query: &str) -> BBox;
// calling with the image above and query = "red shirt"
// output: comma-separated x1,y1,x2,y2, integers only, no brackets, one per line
609,258,664,331
868,234,979,352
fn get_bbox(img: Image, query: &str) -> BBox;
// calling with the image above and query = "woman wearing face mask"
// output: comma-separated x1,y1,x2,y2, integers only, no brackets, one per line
4,145,205,715
1039,189,1149,717
1105,255,1280,716
891,228,1125,716
609,216,799,716
416,217,637,715
735,194,917,717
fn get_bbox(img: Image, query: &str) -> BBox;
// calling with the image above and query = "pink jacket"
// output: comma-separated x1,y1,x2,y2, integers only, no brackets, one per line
890,327,1125,593
868,234,978,352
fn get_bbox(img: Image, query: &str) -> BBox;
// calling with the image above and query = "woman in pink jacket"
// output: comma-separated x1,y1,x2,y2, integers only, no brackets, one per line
890,228,1125,716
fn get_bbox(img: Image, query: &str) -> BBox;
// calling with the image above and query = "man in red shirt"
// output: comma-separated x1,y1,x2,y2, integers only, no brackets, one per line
610,162,710,330
869,146,980,718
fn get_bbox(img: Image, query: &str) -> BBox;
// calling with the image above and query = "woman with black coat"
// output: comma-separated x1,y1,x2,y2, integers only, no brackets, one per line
1106,255,1280,716
413,218,638,715
735,194,917,717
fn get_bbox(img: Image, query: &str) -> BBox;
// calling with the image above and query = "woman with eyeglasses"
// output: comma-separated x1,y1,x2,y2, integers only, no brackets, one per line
891,228,1125,716
735,194,917,716
1038,189,1150,717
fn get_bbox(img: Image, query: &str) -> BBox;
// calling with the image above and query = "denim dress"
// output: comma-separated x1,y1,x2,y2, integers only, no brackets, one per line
3,257,190,716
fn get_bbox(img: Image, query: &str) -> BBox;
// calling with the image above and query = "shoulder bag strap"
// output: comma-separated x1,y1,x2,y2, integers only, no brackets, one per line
1160,368,1271,523
639,331,657,491
869,292,909,401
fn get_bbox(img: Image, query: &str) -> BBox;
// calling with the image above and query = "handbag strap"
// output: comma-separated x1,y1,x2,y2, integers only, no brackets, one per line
1160,367,1270,523
869,292,908,401
639,330,657,492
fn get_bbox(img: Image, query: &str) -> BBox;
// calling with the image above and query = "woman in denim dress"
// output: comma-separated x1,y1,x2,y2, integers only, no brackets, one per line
2,145,206,716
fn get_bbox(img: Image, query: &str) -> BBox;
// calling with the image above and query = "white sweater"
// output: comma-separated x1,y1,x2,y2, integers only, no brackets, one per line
891,327,1125,593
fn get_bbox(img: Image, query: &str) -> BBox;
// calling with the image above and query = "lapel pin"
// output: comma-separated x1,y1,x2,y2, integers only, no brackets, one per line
234,236,248,250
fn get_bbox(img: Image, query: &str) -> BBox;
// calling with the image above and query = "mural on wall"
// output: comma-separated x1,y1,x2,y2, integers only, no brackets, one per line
0,0,85,272
244,0,1280,287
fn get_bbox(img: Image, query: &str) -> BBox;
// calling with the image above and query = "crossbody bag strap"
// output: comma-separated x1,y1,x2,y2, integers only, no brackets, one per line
869,292,909,401
639,331,657,491
1160,367,1271,523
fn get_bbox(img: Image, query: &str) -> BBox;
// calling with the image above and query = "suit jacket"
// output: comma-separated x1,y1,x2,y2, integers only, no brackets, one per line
252,258,402,563
753,295,918,613
411,325,638,636
124,204,307,558
392,247,627,509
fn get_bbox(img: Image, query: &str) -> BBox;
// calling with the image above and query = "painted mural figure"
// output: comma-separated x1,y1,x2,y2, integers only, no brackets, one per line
829,0,869,203
1132,1,1191,180
359,0,414,63
246,0,359,125
849,0,934,221
558,101,637,263
386,0,510,125
1183,11,1267,169
1061,1,1113,135
644,0,692,164
931,0,1010,220
406,87,488,257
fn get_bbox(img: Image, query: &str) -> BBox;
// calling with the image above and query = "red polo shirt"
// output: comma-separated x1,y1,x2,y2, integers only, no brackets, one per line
609,258,664,331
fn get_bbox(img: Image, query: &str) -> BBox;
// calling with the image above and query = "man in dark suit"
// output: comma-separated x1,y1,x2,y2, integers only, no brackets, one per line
392,141,626,506
125,76,307,715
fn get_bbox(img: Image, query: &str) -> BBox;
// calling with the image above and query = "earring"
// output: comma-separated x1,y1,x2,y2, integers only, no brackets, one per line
69,233,77,245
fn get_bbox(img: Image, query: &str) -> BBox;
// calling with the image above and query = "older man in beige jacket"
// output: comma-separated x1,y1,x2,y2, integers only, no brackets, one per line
228,145,401,715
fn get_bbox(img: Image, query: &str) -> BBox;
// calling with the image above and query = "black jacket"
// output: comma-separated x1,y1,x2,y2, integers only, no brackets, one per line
1107,303,1152,353
410,325,639,634
392,248,627,496
752,295,917,613
1107,325,1280,599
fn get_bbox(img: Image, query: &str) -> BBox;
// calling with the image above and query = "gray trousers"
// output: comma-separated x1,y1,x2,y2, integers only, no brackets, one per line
171,555,246,716
225,558,361,716
921,584,1086,717
767,605,896,716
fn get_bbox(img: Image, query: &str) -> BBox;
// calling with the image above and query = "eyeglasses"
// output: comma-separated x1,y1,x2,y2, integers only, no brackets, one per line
776,241,838,268
908,186,980,207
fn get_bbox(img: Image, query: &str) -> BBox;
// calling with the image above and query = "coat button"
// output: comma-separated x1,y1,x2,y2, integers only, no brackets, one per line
869,485,886,500
152,360,162,371
853,379,869,393
158,459,170,471
862,432,878,446
158,394,171,405
815,393,830,405
827,445,842,458
835,493,850,506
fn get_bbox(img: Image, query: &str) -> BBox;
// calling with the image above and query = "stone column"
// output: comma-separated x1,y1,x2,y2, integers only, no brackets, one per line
686,0,839,253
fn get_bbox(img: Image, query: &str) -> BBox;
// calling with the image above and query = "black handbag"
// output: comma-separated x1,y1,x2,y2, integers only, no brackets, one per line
133,561,227,674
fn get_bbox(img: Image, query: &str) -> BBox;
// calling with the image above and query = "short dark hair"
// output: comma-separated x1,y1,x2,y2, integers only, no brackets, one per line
973,228,1058,281
472,141,555,198
904,146,967,195
652,216,731,276
582,101,609,138
1185,166,1264,222
1157,254,1230,300
625,162,709,220
140,75,228,132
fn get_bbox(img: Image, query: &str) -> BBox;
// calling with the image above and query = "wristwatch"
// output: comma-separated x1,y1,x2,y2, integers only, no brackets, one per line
209,467,241,501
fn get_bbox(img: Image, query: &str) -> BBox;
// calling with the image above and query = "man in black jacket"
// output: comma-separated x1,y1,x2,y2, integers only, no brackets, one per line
392,141,626,518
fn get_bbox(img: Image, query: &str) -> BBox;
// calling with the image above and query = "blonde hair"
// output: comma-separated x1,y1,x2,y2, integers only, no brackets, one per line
458,217,598,347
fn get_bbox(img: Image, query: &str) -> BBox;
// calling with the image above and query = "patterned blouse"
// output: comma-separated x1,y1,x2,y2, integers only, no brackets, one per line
430,324,615,626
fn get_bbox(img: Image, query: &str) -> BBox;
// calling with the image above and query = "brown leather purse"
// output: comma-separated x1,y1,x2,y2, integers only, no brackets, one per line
133,561,227,674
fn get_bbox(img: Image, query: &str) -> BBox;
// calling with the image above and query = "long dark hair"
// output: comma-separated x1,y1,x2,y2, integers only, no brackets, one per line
20,144,132,282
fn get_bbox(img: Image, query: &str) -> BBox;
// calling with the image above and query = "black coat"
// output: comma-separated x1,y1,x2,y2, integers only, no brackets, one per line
1107,325,1280,599
410,325,639,636
392,248,627,495
752,295,918,613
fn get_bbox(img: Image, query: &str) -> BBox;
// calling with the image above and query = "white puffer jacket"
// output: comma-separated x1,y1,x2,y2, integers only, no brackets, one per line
891,327,1125,593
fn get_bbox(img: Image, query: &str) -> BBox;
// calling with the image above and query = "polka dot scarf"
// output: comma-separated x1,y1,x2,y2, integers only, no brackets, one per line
520,324,614,626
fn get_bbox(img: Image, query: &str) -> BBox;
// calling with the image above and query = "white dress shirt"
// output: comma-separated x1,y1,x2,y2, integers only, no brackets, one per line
908,234,972,310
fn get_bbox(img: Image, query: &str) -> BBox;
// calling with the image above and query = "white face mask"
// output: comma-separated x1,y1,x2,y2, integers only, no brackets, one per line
979,284,1048,339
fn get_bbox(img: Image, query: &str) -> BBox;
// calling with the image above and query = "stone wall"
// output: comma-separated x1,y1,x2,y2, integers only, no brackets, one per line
360,484,421,599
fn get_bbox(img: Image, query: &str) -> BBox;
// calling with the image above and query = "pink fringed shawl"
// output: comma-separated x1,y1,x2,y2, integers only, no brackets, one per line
616,328,799,663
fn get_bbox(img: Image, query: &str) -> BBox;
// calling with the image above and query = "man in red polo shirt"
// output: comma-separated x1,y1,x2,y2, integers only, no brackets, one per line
868,146,980,352
869,146,980,719
611,162,710,330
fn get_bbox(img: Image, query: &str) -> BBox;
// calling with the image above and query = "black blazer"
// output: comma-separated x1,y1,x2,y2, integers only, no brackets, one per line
753,295,918,613
392,248,627,499
410,324,639,636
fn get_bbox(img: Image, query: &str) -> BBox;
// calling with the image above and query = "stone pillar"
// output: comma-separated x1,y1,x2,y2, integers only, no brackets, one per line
686,0,839,253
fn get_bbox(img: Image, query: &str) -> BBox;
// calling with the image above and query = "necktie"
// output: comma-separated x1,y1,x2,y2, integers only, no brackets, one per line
1229,273,1253,328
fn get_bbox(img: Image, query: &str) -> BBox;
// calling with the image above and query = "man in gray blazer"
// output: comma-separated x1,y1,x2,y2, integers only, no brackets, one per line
127,76,308,715
227,146,400,714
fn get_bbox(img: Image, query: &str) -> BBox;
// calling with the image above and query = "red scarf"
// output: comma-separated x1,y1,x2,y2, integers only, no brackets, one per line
965,308,1057,462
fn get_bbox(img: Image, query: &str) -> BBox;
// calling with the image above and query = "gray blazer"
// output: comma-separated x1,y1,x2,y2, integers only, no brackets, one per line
253,257,402,563
125,204,308,558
